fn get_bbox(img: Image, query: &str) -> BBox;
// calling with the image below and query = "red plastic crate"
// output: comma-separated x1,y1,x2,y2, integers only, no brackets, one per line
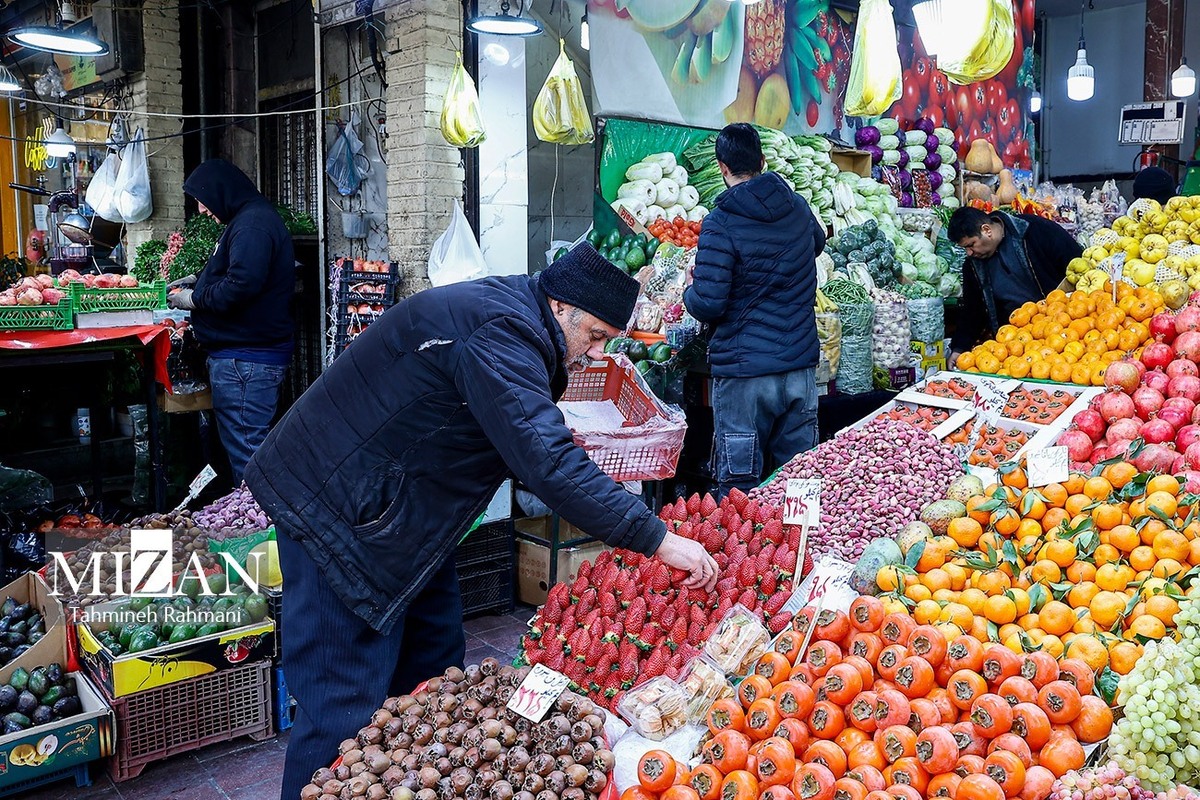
106,659,273,782
560,354,686,482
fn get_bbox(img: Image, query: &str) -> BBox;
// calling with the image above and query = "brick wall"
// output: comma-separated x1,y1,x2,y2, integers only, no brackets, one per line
383,0,465,295
125,5,186,253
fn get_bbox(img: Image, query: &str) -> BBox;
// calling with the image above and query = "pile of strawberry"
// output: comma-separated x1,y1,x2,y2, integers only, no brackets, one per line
520,488,814,711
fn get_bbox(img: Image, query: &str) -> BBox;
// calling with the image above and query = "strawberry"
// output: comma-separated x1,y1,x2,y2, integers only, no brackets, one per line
648,566,670,593
739,519,755,542
716,576,738,596
737,588,757,609
676,520,694,540
647,594,668,619
688,620,705,642
738,559,756,586
626,597,647,629
761,518,785,545
545,649,564,671
772,543,794,572
542,600,563,625
756,503,775,526
703,618,721,639
747,537,762,557
620,638,639,665
667,498,688,522
764,590,789,616
690,603,708,626
578,560,593,581
728,488,749,513
767,612,791,634
714,553,729,571
577,588,597,616
618,658,638,686
759,543,776,569
760,570,778,595
725,513,742,536
600,592,619,617
755,549,772,574
668,616,688,645
785,525,802,550
686,494,702,515
700,494,718,516
644,646,669,677
661,605,678,629
800,550,815,577
743,499,759,523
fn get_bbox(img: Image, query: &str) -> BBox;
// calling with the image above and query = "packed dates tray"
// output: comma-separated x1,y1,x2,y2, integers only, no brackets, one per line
306,658,617,800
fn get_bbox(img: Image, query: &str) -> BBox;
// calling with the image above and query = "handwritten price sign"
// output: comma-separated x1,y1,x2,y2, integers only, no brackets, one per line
972,378,1008,420
506,664,571,722
783,479,821,527
1026,446,1069,487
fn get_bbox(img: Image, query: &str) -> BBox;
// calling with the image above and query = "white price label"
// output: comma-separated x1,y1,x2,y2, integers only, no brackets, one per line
972,379,1008,419
783,479,820,527
189,465,218,496
782,556,857,616
506,664,571,722
1026,446,1069,487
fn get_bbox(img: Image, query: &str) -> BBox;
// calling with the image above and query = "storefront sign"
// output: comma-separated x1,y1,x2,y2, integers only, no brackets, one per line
23,118,54,172
507,664,570,722
55,54,99,93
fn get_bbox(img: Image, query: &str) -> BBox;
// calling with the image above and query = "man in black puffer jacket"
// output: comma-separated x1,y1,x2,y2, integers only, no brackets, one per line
684,124,825,495
244,245,718,800
168,159,294,482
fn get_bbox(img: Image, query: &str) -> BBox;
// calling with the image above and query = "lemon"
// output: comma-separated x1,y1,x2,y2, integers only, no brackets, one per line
246,540,282,588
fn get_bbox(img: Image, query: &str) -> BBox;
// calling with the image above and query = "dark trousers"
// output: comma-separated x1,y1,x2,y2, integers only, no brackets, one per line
276,526,466,800
712,367,819,495
208,357,287,484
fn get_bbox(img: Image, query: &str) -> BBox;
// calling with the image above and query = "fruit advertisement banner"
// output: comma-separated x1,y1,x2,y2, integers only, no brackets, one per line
589,0,1037,170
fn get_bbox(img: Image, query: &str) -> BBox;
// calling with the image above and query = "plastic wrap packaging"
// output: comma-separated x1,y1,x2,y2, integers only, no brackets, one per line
908,297,945,344
0,465,51,513
872,293,911,369
533,39,594,146
441,52,486,148
677,655,735,724
615,676,688,740
816,311,842,375
129,404,150,507
837,302,875,338
704,604,770,675
838,334,874,394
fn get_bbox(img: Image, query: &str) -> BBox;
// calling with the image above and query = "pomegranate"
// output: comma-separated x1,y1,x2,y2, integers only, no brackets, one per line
1106,417,1142,444
1175,331,1200,363
1103,360,1142,395
39,287,64,305
1057,429,1094,463
1158,404,1191,432
1071,409,1106,443
1174,454,1187,474
1133,386,1166,420
1177,425,1200,452
1107,439,1135,460
1184,470,1200,492
1143,342,1175,371
1134,443,1179,473
1188,445,1200,470
1150,312,1178,343
1097,390,1137,423
1144,369,1171,394
1164,396,1196,413
1176,306,1200,334
1140,418,1176,444
1193,403,1200,425
1167,359,1200,380
1169,375,1200,403
1090,446,1109,464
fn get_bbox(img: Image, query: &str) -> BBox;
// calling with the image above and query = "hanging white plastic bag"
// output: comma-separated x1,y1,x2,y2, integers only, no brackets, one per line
325,111,369,197
845,0,902,118
428,201,486,287
113,128,153,223
86,149,123,223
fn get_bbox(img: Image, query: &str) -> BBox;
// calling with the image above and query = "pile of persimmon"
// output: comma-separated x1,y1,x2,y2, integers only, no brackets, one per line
620,600,1112,800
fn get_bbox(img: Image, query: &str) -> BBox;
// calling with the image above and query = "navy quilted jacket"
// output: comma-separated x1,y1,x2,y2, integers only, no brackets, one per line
683,172,825,378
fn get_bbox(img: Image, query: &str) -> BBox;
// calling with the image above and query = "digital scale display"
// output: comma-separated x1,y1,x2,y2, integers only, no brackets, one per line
1119,101,1187,145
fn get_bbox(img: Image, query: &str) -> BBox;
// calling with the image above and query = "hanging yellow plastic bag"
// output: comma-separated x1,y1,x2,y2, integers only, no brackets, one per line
441,52,486,148
533,39,594,146
938,0,1015,85
845,0,902,118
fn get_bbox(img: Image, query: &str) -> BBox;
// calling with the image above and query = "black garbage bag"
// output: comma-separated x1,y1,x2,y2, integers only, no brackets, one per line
0,464,51,514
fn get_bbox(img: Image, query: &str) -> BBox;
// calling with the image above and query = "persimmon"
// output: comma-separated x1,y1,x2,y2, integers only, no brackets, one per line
880,614,917,646
690,766,725,800
1036,681,1082,725
741,675,775,709
825,663,865,706
810,700,847,740
996,676,1038,707
705,729,752,774
804,740,848,778
723,771,761,800
1018,767,1054,800
879,724,918,764
775,631,805,665
748,698,785,741
884,757,930,794
850,596,886,632
1054,659,1095,696
950,722,987,757
915,726,960,774
793,763,837,800
1033,734,1084,778
955,756,986,778
1018,652,1058,689
807,641,843,678
1009,703,1051,751
761,788,797,800
876,646,908,681
946,636,985,674
983,751,1026,797
848,691,880,733
928,688,957,724
836,728,871,753
773,681,817,721
970,695,1014,738
849,632,884,665
894,657,937,699
981,646,1021,686
907,626,949,666
909,698,942,733
623,787,659,800
874,690,912,730
986,734,1033,768
888,785,924,800
929,774,963,799
848,740,887,772
709,698,748,735
814,610,852,643
775,718,812,755
948,670,989,711
957,774,1007,800
790,664,817,686
1069,695,1113,743
757,652,794,687
833,778,869,800
757,737,797,788
842,655,876,689
665,787,702,800
638,750,678,792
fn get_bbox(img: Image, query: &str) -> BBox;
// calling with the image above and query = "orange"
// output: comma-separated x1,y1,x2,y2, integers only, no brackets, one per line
905,583,933,603
1151,558,1187,579
914,599,942,625
1108,641,1142,675
966,496,993,526
941,602,974,630
922,569,953,593
877,565,906,592
949,518,984,549
984,595,1018,624
1017,518,1043,542
1041,483,1069,508
1145,595,1181,627
1153,530,1190,562
1072,616,1097,635
991,509,1020,537
960,587,989,615
1002,468,1029,490
1084,476,1113,501
944,563,969,591
1090,503,1123,531
933,588,958,603
1040,634,1066,659
1065,494,1091,517
1140,519,1167,547
1146,475,1181,496
1018,613,1041,631
1065,636,1109,671
1093,543,1122,567
1009,588,1032,616
1030,560,1062,585
1020,491,1048,521
1130,546,1157,572
1109,525,1140,553
1067,581,1101,609
1102,462,1138,490
1126,615,1168,641
1090,591,1126,630
1190,538,1200,565
976,570,1012,595
1066,561,1097,583
1095,563,1129,592
1145,491,1179,519
1063,473,1087,495
1038,601,1075,636
917,542,949,572
1041,507,1070,533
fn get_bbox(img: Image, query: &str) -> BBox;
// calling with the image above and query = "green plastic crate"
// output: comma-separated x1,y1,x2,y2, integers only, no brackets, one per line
0,299,74,331
68,279,167,313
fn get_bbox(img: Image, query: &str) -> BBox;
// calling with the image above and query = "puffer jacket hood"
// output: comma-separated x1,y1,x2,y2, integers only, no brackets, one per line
183,159,263,223
715,172,798,224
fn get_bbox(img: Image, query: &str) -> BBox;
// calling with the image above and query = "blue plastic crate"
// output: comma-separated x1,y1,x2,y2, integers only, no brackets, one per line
274,667,296,732
0,762,91,797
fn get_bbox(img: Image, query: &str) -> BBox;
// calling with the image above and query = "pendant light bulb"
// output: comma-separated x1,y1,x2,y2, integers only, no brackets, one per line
1067,3,1094,102
580,12,589,51
44,121,75,158
1029,89,1042,114
0,65,21,93
1172,58,1196,98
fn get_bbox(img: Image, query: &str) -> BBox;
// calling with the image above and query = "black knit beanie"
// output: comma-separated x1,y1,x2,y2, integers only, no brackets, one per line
539,243,640,330
1133,167,1177,206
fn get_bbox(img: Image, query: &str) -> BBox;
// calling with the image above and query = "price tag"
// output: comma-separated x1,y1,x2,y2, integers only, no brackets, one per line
506,664,571,722
1026,446,1069,487
781,556,856,616
173,464,218,514
971,379,1008,419
783,479,820,527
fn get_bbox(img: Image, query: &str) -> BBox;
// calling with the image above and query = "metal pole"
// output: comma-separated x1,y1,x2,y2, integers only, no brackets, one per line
314,13,328,369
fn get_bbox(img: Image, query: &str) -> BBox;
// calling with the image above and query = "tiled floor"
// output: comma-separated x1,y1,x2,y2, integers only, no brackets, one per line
22,607,533,800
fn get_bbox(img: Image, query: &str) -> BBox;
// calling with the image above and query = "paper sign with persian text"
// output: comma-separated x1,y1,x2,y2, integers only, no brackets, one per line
173,464,218,514
507,664,571,722
1026,446,1069,487
781,556,856,615
783,479,821,527
971,378,1009,420
615,205,649,237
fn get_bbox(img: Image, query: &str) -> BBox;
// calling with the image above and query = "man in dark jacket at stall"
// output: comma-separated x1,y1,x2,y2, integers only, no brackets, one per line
948,207,1082,362
244,244,719,800
683,123,825,495
167,159,294,482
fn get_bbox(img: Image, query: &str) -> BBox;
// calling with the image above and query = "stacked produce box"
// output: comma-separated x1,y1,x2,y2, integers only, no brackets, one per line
331,258,401,357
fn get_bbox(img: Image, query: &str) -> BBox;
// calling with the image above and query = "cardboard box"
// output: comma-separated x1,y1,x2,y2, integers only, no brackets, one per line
0,573,67,686
159,389,212,414
831,147,872,177
0,671,114,790
516,537,610,606
76,604,275,698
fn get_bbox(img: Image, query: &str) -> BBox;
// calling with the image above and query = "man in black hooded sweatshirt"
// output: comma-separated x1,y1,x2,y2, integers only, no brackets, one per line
168,159,295,482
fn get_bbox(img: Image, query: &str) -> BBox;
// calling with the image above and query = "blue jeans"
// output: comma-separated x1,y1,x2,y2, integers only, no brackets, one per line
712,367,819,495
207,357,287,483
276,526,466,800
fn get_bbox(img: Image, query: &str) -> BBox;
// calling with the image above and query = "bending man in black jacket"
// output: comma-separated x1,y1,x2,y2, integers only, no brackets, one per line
244,244,718,800
948,207,1082,362
684,123,825,495
168,159,295,482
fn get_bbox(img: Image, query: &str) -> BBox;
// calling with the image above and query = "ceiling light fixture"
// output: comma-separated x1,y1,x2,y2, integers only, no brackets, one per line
1066,1,1094,101
1172,59,1196,98
580,10,589,51
466,1,542,37
1029,89,1042,114
0,64,20,92
8,22,109,56
44,120,75,158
